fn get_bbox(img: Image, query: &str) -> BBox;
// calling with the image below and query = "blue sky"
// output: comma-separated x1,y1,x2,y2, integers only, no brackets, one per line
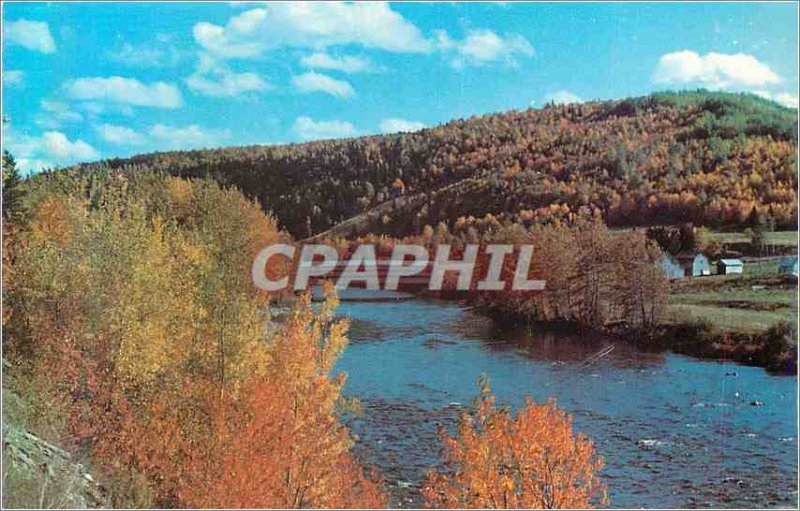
3,1,798,174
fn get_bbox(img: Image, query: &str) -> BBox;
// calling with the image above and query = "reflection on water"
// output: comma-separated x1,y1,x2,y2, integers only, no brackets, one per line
329,289,798,508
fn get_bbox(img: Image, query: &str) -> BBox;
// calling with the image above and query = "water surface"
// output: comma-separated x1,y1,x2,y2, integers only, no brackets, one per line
328,289,798,508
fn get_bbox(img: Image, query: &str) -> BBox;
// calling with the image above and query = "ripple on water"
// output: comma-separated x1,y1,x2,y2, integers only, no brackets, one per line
335,293,798,508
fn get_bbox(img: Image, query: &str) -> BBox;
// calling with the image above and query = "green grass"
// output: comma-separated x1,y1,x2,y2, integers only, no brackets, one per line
668,257,796,333
668,287,795,334
707,230,797,246
740,257,782,277
665,303,792,334
673,289,792,307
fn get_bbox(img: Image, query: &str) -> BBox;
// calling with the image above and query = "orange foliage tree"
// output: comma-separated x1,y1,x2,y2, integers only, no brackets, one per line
423,378,607,509
5,172,385,508
182,289,386,509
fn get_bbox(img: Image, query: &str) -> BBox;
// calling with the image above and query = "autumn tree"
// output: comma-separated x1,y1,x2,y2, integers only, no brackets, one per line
694,227,722,259
611,232,669,329
4,172,384,508
423,378,607,509
181,288,386,509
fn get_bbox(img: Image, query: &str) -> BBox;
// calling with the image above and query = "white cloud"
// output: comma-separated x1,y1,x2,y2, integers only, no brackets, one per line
93,122,229,150
95,123,147,145
544,90,583,105
3,70,24,88
75,100,135,118
292,116,357,141
300,52,374,73
653,50,781,90
41,131,99,160
4,126,98,173
5,19,56,54
64,76,183,109
149,123,229,150
186,68,269,97
771,92,799,109
437,29,533,68
107,41,184,68
185,54,270,98
292,71,354,98
35,100,83,128
79,102,110,116
753,90,799,109
194,2,431,59
15,159,53,174
193,21,264,59
379,118,426,133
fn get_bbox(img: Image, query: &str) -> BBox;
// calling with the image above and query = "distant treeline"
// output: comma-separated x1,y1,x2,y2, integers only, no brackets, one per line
56,90,797,238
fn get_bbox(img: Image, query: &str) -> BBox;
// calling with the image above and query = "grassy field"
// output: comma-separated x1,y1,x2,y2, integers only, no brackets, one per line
665,303,793,333
667,257,797,334
707,230,798,246
608,228,798,247
673,289,791,307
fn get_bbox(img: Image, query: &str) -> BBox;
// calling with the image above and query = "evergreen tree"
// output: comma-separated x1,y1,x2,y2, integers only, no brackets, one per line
2,151,24,219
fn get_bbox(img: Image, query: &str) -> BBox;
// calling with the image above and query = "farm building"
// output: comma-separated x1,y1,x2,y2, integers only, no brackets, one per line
676,253,711,277
779,256,798,277
661,253,685,279
660,252,710,279
717,258,744,275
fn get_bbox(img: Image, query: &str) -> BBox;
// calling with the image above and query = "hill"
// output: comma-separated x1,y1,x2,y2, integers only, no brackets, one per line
57,90,798,238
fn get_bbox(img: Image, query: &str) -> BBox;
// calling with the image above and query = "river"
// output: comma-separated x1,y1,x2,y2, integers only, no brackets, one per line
325,289,798,508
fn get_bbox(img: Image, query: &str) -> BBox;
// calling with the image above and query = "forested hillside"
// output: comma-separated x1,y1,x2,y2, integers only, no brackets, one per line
62,91,797,238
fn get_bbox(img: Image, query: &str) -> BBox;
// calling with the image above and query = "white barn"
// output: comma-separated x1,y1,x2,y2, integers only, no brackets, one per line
717,258,744,275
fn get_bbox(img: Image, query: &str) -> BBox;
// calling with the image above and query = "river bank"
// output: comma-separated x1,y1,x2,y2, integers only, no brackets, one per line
430,258,798,374
649,322,796,375
466,304,796,375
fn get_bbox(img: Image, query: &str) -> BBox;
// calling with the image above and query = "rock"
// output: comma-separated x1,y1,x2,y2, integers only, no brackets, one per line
636,439,661,448
2,423,106,508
